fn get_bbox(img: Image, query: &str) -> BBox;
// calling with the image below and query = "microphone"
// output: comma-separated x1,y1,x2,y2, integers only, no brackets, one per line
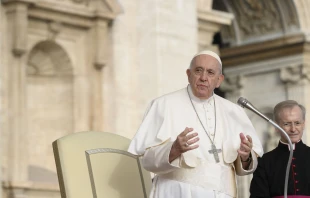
237,97,292,198
237,97,270,122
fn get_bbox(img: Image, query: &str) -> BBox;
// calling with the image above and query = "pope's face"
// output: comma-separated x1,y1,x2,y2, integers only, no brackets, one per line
186,55,224,99
277,106,305,144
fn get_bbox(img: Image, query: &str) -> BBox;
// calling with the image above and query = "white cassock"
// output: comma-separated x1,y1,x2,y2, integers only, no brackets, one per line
128,87,264,198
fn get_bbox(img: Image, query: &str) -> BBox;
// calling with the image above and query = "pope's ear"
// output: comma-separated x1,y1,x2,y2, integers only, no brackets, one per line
186,69,191,77
216,74,224,88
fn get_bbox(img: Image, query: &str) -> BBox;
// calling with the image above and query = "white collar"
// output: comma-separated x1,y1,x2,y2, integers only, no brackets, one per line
279,139,300,150
188,85,214,104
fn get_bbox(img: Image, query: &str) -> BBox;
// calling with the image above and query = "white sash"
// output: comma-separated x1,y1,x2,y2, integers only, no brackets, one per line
160,160,237,197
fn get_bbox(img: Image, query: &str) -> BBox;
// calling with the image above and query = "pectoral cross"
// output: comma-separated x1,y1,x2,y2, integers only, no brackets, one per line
208,144,222,163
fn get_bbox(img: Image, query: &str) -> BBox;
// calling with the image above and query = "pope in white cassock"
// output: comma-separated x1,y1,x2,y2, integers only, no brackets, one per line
128,50,264,198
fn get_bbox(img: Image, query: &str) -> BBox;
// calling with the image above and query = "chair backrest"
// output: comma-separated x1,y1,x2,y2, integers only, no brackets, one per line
53,131,152,198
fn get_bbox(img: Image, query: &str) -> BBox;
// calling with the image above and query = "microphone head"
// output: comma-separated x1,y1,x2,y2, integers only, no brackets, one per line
237,97,248,108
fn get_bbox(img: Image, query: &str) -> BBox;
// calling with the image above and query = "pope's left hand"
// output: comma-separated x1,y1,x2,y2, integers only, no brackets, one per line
237,133,253,162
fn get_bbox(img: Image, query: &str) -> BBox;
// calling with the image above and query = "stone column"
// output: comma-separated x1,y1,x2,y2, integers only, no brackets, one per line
3,1,29,197
197,0,233,52
106,0,199,138
90,19,109,131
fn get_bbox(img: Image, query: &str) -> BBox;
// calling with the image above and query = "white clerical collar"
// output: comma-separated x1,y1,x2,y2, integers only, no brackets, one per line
279,139,300,150
188,85,214,104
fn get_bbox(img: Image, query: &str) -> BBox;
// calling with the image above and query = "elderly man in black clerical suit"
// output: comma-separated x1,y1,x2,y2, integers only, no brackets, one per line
250,100,310,198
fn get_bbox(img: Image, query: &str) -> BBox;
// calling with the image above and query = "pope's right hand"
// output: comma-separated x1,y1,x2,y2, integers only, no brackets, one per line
169,127,199,163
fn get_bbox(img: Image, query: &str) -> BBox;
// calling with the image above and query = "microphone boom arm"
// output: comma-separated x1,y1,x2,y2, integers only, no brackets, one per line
237,97,293,198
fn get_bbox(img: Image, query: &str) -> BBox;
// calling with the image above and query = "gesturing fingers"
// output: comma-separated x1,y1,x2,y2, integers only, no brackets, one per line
180,127,193,136
175,127,199,152
239,133,253,151
238,133,254,162
246,135,253,148
169,128,199,163
186,136,199,146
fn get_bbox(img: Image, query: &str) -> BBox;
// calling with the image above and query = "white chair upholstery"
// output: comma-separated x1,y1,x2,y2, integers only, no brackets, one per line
53,131,152,198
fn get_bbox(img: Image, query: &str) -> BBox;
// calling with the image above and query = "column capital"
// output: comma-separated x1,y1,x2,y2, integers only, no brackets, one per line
280,63,310,85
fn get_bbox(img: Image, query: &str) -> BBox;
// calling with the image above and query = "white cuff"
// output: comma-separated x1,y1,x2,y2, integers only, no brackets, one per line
142,141,181,174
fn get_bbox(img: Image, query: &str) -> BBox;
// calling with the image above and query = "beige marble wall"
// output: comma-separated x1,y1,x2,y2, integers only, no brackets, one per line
1,2,8,198
294,0,310,35
103,0,198,139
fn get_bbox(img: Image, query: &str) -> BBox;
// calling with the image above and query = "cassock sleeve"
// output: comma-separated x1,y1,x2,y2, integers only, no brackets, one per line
234,150,258,176
128,98,175,155
142,141,181,175
249,157,270,198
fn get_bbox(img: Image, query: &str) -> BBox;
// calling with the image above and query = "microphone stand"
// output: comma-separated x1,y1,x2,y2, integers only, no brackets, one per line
238,98,293,198
267,120,293,198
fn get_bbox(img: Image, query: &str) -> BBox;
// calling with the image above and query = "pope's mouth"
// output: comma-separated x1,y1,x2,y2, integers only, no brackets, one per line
197,85,208,90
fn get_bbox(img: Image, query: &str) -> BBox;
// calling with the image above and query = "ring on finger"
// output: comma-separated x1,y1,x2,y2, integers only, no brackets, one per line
185,142,189,147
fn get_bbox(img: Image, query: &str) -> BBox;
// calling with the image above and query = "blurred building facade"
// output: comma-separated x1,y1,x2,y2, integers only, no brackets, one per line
1,0,310,197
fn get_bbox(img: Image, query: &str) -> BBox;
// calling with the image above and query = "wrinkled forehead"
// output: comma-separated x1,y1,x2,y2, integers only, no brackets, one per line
279,106,304,120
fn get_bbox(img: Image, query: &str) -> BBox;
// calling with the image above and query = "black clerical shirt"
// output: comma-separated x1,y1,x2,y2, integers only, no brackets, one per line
250,140,310,198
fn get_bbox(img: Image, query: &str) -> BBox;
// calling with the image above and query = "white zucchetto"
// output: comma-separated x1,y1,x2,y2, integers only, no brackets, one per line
193,50,222,66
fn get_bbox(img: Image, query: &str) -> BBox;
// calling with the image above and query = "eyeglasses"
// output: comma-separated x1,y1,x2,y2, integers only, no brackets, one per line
281,121,304,128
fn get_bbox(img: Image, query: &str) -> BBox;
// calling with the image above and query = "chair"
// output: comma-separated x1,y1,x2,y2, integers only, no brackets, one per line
53,131,152,198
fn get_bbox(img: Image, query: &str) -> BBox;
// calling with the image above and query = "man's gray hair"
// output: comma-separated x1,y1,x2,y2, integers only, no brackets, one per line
273,100,306,123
